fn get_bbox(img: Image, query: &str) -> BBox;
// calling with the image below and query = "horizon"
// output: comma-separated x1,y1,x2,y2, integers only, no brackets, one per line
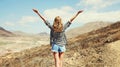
0,0,120,34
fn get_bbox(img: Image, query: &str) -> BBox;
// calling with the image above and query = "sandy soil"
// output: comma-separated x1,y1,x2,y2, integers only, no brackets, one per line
0,36,49,56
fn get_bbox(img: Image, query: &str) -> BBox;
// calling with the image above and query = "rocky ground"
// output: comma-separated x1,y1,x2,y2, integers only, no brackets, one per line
0,21,120,67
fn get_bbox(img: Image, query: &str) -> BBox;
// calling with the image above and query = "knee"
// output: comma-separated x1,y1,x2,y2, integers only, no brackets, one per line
59,57,63,61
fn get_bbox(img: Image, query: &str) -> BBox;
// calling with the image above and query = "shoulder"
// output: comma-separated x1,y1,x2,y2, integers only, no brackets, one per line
67,21,72,24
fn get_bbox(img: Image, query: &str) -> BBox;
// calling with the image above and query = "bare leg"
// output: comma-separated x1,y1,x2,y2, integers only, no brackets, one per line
59,52,64,67
53,52,60,67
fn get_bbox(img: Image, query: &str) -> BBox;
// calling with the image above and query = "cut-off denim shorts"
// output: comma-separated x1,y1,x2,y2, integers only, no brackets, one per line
52,43,66,52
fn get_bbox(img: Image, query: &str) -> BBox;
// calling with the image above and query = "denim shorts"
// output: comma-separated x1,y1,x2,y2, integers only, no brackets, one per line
52,44,66,52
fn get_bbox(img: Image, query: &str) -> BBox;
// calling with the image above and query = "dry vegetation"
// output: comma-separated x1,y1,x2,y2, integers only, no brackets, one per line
0,21,120,67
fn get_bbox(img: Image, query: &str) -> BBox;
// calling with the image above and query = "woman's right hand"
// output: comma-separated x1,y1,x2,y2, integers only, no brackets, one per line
32,9,39,13
32,8,46,22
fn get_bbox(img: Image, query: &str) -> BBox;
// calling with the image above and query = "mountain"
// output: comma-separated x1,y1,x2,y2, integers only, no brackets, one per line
13,31,33,36
0,27,14,37
38,32,49,36
0,21,120,67
66,21,112,38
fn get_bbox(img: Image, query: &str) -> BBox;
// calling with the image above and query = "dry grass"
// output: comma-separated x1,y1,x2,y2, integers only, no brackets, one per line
0,21,120,67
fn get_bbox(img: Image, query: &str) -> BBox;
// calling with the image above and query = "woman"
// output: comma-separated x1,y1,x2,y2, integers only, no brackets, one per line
33,9,83,67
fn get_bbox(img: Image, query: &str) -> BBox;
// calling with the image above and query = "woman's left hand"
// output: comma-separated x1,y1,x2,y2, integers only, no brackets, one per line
77,10,83,14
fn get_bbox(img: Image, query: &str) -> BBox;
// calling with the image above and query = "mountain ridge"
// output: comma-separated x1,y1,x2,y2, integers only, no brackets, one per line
67,21,111,38
0,26,14,37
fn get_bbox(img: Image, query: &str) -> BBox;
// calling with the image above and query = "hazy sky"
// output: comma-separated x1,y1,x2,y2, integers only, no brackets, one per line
0,0,120,34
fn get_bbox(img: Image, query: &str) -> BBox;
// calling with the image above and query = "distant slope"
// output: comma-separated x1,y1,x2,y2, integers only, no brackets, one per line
0,27,14,37
66,21,111,38
38,32,49,36
13,31,32,36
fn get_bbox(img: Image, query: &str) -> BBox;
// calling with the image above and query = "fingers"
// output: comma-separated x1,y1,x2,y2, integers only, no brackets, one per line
32,9,38,13
78,10,83,14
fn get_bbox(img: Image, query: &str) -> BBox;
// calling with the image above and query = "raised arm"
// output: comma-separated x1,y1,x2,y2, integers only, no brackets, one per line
32,9,46,22
70,10,83,23
33,9,53,29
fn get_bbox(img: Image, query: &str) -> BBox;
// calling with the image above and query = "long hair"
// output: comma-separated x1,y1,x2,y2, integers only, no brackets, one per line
53,16,63,32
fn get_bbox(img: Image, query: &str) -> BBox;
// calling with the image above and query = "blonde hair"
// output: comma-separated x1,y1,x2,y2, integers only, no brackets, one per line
53,16,63,32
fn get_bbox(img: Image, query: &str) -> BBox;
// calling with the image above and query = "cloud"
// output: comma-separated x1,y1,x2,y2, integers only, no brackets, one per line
43,6,74,23
3,16,40,27
43,6,120,24
76,11,120,23
77,0,120,10
19,16,39,24
4,22,15,26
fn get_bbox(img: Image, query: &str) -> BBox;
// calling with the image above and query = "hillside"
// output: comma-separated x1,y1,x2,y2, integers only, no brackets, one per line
0,21,120,67
0,27,14,37
38,32,49,36
13,31,31,36
66,21,111,38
